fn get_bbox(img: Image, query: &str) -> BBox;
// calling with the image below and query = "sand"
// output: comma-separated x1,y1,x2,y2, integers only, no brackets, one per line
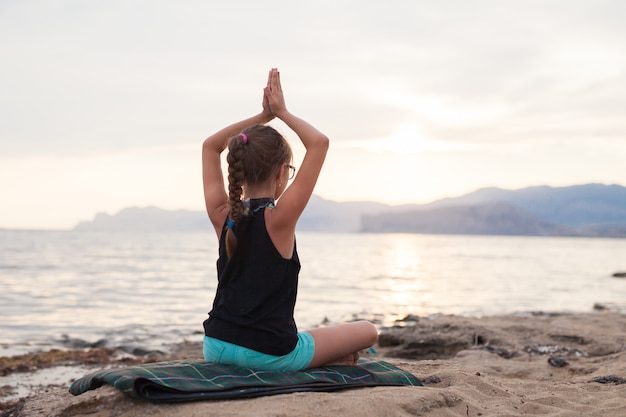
2,312,626,416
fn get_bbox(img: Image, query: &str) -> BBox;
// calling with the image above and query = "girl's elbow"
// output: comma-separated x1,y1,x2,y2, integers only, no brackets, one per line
202,137,223,156
202,138,213,151
318,134,330,151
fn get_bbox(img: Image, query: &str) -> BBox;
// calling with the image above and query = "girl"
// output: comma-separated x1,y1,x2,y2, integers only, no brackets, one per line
201,68,378,371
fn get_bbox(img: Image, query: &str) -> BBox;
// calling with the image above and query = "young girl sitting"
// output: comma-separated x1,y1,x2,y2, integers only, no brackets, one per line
201,68,378,371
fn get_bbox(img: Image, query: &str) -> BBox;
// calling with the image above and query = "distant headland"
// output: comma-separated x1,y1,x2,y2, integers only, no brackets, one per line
74,183,626,237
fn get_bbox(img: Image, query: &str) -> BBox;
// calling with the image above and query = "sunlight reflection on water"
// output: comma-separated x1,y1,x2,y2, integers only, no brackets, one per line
2,230,625,355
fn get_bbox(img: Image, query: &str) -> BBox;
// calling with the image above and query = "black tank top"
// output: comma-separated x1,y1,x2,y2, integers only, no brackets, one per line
203,198,301,356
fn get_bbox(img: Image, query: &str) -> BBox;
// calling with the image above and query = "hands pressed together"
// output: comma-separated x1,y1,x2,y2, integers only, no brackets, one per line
261,68,287,122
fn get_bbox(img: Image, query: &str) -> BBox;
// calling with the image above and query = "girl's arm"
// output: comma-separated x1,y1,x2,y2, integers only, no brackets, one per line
265,69,329,233
202,104,274,238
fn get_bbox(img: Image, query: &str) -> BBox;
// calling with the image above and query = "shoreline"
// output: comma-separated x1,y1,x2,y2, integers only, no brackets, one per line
3,302,624,360
3,311,626,416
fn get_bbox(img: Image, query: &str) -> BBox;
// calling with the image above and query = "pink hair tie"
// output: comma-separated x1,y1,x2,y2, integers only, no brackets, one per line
240,133,248,144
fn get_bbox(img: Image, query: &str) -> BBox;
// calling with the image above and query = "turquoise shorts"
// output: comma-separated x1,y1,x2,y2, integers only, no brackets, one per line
203,332,315,372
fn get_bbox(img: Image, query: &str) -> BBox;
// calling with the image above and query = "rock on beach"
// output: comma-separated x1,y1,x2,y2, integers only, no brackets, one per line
3,312,626,417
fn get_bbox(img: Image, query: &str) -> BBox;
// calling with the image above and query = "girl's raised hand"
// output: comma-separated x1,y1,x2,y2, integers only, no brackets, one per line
261,89,273,122
265,68,287,117
260,69,275,122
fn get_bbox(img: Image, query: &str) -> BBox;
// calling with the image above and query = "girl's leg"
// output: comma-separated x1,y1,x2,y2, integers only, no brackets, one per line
306,320,378,368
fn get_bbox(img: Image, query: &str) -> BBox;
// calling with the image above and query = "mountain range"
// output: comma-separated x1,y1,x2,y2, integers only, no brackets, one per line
74,183,626,237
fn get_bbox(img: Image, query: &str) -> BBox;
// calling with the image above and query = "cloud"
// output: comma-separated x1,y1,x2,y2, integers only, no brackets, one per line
2,1,625,154
2,1,626,228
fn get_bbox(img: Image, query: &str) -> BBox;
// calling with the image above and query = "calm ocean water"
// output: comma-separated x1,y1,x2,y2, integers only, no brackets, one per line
1,230,625,357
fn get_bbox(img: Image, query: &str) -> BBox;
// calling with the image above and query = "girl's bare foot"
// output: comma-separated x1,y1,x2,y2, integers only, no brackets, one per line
324,351,360,366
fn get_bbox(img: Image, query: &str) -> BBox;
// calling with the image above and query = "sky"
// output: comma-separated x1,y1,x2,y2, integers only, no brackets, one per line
1,0,625,229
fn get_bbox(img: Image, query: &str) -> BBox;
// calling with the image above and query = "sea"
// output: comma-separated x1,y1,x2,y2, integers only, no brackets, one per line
1,230,625,358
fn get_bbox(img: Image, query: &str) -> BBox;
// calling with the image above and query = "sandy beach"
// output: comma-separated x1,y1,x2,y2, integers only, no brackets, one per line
2,311,626,416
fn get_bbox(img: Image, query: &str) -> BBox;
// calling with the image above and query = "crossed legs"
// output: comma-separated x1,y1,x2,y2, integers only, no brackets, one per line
306,320,378,368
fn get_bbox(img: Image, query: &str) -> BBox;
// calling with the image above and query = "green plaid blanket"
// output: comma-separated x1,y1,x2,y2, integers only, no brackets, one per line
69,358,421,402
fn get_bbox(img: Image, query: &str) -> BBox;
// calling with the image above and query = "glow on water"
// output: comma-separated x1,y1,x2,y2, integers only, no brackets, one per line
1,230,625,355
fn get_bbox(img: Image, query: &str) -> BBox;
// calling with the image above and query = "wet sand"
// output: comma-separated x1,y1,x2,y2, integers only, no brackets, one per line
2,312,626,416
